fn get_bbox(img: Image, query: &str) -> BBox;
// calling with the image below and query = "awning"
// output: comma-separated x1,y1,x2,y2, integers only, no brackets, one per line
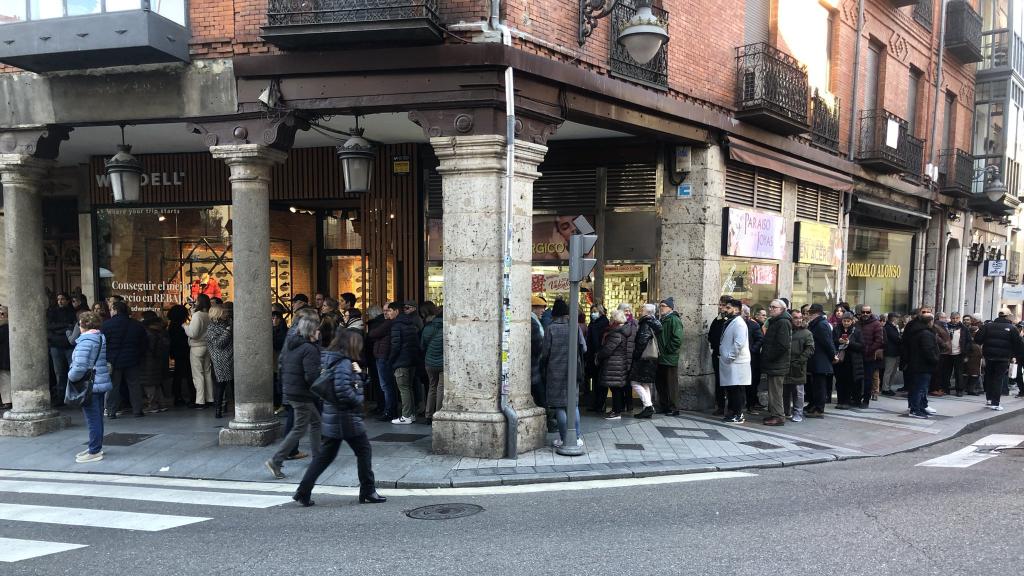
727,137,855,192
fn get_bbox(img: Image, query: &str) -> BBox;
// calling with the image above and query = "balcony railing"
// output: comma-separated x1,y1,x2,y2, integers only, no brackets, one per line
945,0,983,63
937,149,974,197
735,42,809,135
0,1,189,72
609,0,669,89
262,0,444,49
810,88,841,152
913,0,933,29
901,134,924,182
857,109,909,173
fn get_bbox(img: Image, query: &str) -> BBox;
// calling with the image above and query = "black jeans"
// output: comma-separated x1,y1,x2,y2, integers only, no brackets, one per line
938,355,965,393
713,355,726,411
214,379,232,409
296,434,376,498
808,373,831,412
726,386,745,416
106,365,143,415
171,355,193,404
655,364,679,412
746,360,762,408
610,386,629,414
983,360,1008,407
834,364,858,406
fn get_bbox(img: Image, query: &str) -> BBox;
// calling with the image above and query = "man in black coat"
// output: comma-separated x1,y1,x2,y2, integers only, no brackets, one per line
388,301,421,424
805,303,836,417
974,308,1024,411
881,313,902,396
761,299,792,426
46,292,78,406
708,296,731,416
743,305,765,413
101,300,148,418
903,310,940,418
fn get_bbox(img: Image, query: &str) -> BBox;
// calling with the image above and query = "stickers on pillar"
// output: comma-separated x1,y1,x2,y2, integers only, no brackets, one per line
676,183,692,198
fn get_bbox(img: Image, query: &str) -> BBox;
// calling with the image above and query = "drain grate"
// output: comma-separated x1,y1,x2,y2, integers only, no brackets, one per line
406,503,484,520
85,433,154,447
615,443,645,451
741,440,783,450
794,441,831,451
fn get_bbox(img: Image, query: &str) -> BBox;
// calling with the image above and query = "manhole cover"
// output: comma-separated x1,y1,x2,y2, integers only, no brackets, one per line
405,503,483,520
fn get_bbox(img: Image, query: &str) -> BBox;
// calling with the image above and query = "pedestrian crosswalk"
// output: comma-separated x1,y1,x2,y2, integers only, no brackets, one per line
0,478,294,564
916,434,1024,468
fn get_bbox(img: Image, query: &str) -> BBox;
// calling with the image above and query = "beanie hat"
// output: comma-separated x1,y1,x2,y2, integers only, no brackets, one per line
808,303,825,314
660,297,675,309
531,295,547,307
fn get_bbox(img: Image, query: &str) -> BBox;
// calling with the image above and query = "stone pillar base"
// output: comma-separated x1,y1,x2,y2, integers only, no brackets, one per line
0,413,69,437
218,421,280,447
432,406,546,458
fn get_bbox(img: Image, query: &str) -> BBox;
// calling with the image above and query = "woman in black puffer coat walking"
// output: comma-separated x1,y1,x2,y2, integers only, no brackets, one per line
597,309,636,420
293,330,386,507
629,303,662,418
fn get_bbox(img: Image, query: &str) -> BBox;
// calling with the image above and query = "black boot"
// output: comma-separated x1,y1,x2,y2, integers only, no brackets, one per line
359,491,386,504
292,492,314,507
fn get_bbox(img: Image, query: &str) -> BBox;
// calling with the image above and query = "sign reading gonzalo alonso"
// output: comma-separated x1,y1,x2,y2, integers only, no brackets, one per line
723,207,786,260
846,262,903,279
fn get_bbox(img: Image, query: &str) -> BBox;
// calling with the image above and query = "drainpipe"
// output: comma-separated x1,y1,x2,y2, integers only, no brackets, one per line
846,0,865,161
492,2,519,459
930,2,949,310
935,203,947,310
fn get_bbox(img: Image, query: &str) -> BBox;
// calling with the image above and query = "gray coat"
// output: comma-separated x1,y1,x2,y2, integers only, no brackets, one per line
719,315,751,387
205,320,233,382
541,317,587,408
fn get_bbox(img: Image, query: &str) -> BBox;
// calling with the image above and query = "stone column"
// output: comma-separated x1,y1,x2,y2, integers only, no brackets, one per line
0,155,68,436
210,145,286,446
658,145,726,411
778,177,798,301
429,135,547,458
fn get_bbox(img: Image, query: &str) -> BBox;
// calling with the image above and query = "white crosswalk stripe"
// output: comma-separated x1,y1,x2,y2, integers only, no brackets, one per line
0,479,294,508
0,503,210,531
0,537,87,563
0,478,294,563
917,434,1024,468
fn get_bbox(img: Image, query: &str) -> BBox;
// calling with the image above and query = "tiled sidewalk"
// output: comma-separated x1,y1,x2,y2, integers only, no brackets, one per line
0,391,1020,488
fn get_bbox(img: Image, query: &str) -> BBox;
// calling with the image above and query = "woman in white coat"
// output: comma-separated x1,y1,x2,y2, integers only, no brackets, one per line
719,298,751,423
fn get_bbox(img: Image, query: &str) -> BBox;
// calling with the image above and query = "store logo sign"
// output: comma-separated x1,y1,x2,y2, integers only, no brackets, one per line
847,262,902,279
96,171,186,188
795,221,839,266
723,207,786,260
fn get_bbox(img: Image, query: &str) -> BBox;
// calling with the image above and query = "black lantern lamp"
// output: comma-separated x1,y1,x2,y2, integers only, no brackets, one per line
105,125,143,203
336,117,375,194
982,165,1008,202
579,0,669,65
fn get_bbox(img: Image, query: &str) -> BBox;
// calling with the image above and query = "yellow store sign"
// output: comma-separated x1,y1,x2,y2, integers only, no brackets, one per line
795,221,839,266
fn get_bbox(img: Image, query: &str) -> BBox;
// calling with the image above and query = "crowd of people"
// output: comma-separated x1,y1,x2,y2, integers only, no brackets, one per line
12,285,1021,495
708,298,1024,424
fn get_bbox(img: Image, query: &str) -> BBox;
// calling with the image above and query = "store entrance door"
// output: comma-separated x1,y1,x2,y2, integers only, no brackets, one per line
317,208,368,310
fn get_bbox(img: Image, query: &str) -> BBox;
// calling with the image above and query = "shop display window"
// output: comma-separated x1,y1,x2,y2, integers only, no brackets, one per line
323,209,362,250
324,255,366,310
531,265,592,310
792,264,838,310
603,264,651,313
720,260,779,312
845,228,913,314
96,206,314,313
426,265,444,305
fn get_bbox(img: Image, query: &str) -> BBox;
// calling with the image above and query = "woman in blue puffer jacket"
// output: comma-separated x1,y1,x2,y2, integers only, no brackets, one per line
67,311,112,463
293,330,386,507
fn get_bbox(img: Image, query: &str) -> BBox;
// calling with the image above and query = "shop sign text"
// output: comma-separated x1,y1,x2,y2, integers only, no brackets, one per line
724,207,786,260
796,221,839,266
846,262,902,279
96,171,186,188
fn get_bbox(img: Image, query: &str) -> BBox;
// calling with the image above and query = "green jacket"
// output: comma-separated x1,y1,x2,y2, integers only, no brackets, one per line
787,326,814,385
420,316,443,368
656,312,683,366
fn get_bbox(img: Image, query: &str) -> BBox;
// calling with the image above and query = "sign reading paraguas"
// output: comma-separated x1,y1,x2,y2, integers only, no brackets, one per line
722,207,786,260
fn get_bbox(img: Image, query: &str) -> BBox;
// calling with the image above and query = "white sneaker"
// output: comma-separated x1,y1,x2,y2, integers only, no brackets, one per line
986,400,992,406
924,406,937,415
391,416,415,425
75,449,90,458
792,412,804,423
75,451,103,463
576,438,584,447
991,405,1005,411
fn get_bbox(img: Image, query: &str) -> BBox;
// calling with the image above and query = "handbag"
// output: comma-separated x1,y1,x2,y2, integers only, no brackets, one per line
65,335,103,408
642,335,660,360
310,360,339,403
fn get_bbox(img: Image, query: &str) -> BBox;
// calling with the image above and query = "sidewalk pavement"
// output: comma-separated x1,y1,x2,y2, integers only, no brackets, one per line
1,392,1021,489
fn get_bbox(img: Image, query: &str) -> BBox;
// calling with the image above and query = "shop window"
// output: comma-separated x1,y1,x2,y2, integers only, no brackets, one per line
792,263,837,310
720,260,778,312
606,163,657,208
531,265,591,310
725,163,783,212
426,265,444,305
603,264,652,313
322,209,362,250
845,228,913,314
324,255,366,311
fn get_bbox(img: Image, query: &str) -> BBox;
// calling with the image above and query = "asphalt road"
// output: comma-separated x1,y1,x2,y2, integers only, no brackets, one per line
3,414,1024,576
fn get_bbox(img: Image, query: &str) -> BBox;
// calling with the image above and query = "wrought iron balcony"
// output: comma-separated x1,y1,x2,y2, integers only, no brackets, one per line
262,0,444,49
912,0,933,29
945,0,983,63
608,0,669,89
901,134,924,182
0,1,189,72
810,88,840,152
735,43,809,135
937,149,974,197
857,109,909,173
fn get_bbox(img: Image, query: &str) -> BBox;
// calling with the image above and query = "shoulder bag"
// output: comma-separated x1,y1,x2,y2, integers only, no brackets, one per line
65,335,103,407
310,359,340,403
642,332,660,360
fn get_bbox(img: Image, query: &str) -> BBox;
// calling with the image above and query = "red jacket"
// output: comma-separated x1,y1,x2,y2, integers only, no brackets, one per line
858,316,884,359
